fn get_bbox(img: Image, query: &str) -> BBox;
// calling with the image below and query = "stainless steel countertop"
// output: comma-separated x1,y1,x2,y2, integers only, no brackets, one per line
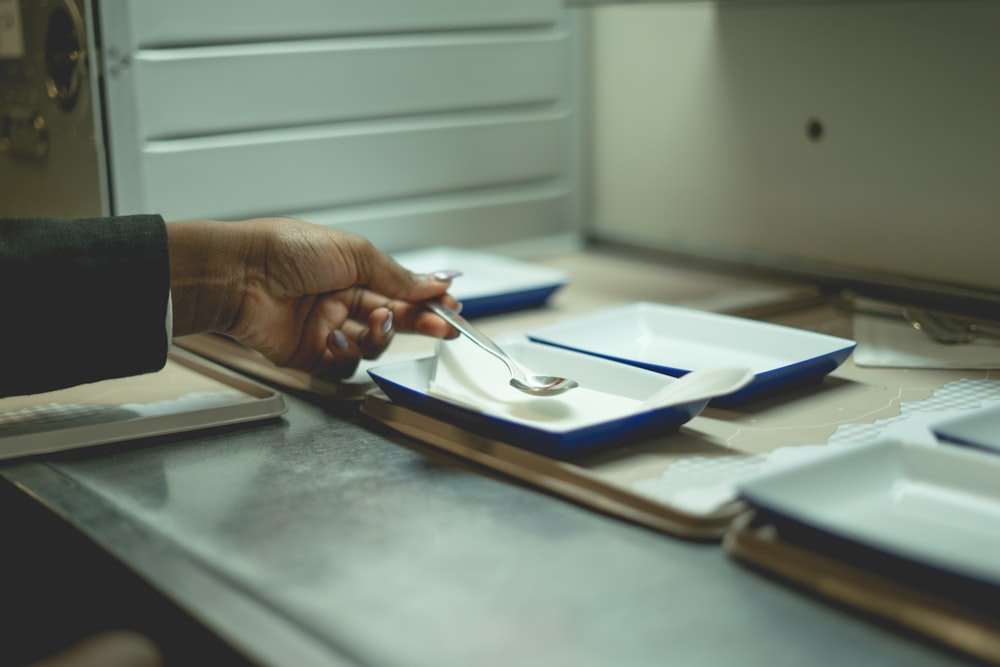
1,395,970,667
0,251,981,667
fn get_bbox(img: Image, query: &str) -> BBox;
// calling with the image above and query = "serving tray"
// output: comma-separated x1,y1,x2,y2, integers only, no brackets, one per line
0,347,286,460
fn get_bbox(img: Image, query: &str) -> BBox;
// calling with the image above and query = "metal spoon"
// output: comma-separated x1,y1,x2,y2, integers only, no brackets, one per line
426,301,578,396
903,308,1000,345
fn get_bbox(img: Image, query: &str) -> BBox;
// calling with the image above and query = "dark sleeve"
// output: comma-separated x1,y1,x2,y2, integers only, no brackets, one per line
0,214,170,397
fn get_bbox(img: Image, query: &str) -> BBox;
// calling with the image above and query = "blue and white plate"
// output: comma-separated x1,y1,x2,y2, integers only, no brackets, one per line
392,246,568,317
526,302,856,405
738,439,1000,590
368,338,712,459
932,404,1000,454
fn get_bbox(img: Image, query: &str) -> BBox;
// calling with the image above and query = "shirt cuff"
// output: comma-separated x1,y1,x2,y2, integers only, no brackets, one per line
166,289,174,343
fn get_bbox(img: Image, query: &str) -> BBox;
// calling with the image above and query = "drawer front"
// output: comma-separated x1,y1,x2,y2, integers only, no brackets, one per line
118,0,562,47
136,113,568,221
134,33,567,139
300,185,574,252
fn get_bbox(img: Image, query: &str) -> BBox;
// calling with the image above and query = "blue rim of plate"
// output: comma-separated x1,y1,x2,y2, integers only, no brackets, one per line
932,431,1000,454
931,405,1000,454
368,358,708,459
525,339,856,407
737,440,1000,603
741,499,1000,612
458,283,566,318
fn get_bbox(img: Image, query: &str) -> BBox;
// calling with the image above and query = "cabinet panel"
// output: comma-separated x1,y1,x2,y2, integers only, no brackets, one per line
118,0,562,47
134,34,566,139
301,185,574,252
97,2,579,250
138,114,567,221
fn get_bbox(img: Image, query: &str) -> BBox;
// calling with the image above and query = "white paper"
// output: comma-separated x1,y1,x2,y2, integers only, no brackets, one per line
428,336,643,432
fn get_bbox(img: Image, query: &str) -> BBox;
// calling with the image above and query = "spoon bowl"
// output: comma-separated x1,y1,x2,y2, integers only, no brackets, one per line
509,375,579,396
426,301,578,397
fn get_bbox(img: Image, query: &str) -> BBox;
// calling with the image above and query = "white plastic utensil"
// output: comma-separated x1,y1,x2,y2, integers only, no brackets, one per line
639,366,755,410
426,301,579,397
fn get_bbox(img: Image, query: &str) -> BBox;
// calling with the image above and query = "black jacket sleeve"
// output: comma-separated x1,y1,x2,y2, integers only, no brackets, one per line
0,214,170,397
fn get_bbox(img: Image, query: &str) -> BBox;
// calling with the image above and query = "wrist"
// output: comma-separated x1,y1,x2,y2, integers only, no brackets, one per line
166,220,252,337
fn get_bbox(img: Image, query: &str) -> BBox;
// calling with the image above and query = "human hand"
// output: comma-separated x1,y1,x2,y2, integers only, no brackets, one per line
167,217,459,379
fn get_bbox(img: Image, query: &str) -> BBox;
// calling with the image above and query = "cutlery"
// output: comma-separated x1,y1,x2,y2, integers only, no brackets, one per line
903,308,1000,345
426,301,579,397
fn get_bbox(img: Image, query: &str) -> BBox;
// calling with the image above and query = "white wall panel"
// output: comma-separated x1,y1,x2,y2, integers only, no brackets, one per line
587,3,1000,296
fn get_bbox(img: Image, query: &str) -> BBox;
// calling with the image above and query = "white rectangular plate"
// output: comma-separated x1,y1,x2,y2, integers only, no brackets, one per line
368,339,710,459
392,246,568,317
738,439,1000,587
933,404,1000,453
526,302,856,404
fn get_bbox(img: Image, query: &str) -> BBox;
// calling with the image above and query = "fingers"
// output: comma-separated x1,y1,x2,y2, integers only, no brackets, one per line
301,303,396,381
338,306,396,360
344,288,461,339
267,294,439,381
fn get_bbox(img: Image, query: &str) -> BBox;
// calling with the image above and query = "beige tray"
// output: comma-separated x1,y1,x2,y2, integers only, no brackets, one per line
362,389,745,540
0,347,287,460
175,333,374,400
361,350,998,542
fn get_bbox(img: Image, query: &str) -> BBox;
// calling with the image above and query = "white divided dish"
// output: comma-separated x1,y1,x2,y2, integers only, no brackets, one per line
392,246,568,317
738,439,1000,588
527,302,856,404
368,336,751,458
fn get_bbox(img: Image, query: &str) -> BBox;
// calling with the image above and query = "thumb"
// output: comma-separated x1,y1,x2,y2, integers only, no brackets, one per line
351,241,458,302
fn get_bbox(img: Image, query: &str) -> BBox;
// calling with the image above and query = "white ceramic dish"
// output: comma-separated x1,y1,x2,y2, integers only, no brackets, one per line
368,338,717,458
932,404,1000,453
526,302,856,404
738,439,1000,588
392,246,568,317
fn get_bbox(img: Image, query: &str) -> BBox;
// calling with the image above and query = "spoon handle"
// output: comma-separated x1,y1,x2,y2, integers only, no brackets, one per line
425,301,517,375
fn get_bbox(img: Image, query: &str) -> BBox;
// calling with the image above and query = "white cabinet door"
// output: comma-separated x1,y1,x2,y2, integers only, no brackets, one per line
99,1,579,251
